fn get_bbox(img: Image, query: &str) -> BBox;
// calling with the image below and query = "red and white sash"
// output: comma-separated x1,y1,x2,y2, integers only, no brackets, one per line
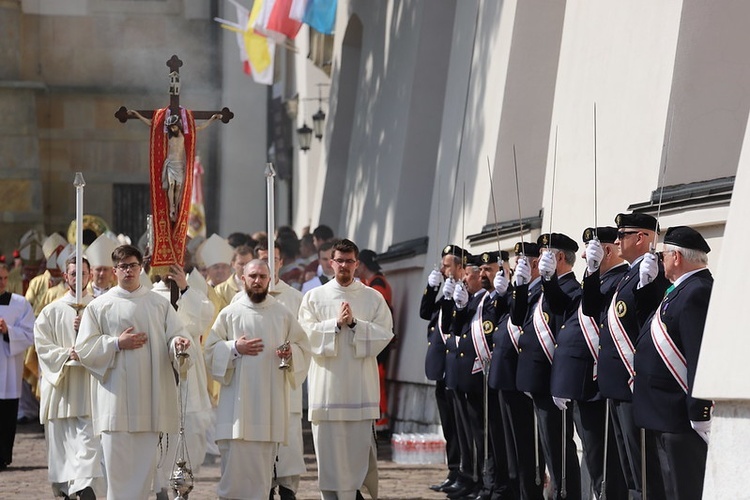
507,320,522,353
577,303,600,380
471,292,492,374
649,308,688,393
532,293,556,364
607,292,636,390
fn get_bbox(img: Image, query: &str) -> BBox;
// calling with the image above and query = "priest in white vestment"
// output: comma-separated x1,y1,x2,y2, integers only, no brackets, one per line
256,243,307,500
35,256,104,499
150,264,216,498
298,239,394,500
0,263,35,470
205,259,310,500
75,245,193,500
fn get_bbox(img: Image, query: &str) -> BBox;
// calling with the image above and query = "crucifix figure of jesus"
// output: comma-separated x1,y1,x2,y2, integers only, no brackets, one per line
115,55,234,271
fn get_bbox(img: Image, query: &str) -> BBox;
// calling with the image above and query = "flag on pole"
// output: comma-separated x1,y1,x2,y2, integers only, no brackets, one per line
289,0,307,22
303,0,337,35
188,156,207,239
267,0,303,40
215,0,276,85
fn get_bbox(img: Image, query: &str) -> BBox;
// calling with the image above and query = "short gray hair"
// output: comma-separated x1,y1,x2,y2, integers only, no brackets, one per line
664,244,708,265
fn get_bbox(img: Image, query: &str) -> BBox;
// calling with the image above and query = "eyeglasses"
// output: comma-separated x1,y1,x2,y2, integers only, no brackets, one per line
115,262,141,271
658,250,677,262
332,258,357,266
616,230,641,240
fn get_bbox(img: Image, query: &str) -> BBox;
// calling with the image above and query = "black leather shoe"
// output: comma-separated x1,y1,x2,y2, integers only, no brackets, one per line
446,481,477,499
429,476,456,492
77,486,96,500
442,479,469,494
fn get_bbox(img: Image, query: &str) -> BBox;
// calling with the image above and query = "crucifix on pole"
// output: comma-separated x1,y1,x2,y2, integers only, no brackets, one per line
114,54,234,282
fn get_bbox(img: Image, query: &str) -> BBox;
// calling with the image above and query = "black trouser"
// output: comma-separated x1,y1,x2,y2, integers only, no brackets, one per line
0,398,20,466
436,380,461,478
532,393,581,500
449,388,476,481
486,388,510,497
610,399,665,500
500,390,544,500
573,400,627,500
654,429,707,500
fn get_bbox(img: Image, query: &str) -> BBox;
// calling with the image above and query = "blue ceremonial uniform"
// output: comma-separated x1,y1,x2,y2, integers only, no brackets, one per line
419,283,461,484
581,257,669,500
633,269,713,500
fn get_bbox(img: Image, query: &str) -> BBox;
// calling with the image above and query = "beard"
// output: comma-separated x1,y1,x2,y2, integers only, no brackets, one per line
245,284,268,303
481,277,492,290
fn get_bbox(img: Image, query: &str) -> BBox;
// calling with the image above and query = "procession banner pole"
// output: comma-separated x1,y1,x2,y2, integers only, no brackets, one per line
265,163,277,291
73,172,86,305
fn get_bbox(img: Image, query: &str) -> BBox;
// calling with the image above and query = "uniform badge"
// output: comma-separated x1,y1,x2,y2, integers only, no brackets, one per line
584,228,593,241
541,234,549,246
543,312,550,323
444,245,452,255
616,300,627,318
483,320,493,334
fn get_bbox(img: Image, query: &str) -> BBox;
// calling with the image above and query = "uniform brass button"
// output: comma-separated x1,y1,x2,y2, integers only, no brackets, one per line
460,353,464,357
428,342,432,346
518,348,523,353
554,344,558,348
560,324,565,329
445,349,450,354
462,334,467,339
430,327,435,331
492,343,496,348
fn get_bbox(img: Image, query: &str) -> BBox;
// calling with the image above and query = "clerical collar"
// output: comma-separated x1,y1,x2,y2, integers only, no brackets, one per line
0,291,11,306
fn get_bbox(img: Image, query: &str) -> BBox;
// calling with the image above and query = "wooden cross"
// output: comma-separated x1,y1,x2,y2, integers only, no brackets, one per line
115,55,234,124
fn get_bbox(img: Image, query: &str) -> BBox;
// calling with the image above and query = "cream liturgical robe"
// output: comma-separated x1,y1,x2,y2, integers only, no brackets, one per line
0,292,35,399
35,293,94,423
299,279,394,422
75,285,192,435
205,293,311,444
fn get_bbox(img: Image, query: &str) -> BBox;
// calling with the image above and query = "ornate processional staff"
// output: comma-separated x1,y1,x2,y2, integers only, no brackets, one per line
115,55,234,277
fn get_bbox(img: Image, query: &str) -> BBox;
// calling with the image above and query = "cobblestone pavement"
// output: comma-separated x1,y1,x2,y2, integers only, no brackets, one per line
2,423,449,499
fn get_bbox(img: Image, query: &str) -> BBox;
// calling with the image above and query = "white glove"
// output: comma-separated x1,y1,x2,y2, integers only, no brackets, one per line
443,277,456,300
691,420,711,444
453,282,469,309
538,251,556,280
639,252,659,288
514,258,531,287
586,239,604,274
428,269,443,288
553,396,570,411
494,271,509,296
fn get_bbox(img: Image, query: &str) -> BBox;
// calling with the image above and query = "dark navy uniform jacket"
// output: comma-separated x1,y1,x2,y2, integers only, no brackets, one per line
487,291,515,392
514,273,578,395
420,284,454,381
450,289,498,394
582,257,669,401
633,269,714,433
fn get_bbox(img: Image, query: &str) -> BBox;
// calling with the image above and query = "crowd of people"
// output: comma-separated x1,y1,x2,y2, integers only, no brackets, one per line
0,223,396,500
421,212,713,500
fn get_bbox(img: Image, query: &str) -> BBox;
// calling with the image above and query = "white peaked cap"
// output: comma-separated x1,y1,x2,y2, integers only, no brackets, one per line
187,269,208,295
139,269,153,290
42,233,68,260
85,234,119,267
200,234,233,268
151,280,170,301
19,230,43,262
56,244,75,272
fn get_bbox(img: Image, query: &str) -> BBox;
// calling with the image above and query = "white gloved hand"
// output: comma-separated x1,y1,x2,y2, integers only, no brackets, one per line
428,269,443,288
538,251,556,280
453,282,469,309
639,252,659,288
514,258,531,287
691,420,711,444
552,396,570,411
494,270,509,296
443,277,456,300
586,239,604,274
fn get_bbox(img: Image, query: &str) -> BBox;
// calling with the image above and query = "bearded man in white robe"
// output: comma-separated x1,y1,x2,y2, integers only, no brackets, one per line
298,239,394,500
35,256,104,499
0,263,35,470
75,245,193,500
205,259,310,500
